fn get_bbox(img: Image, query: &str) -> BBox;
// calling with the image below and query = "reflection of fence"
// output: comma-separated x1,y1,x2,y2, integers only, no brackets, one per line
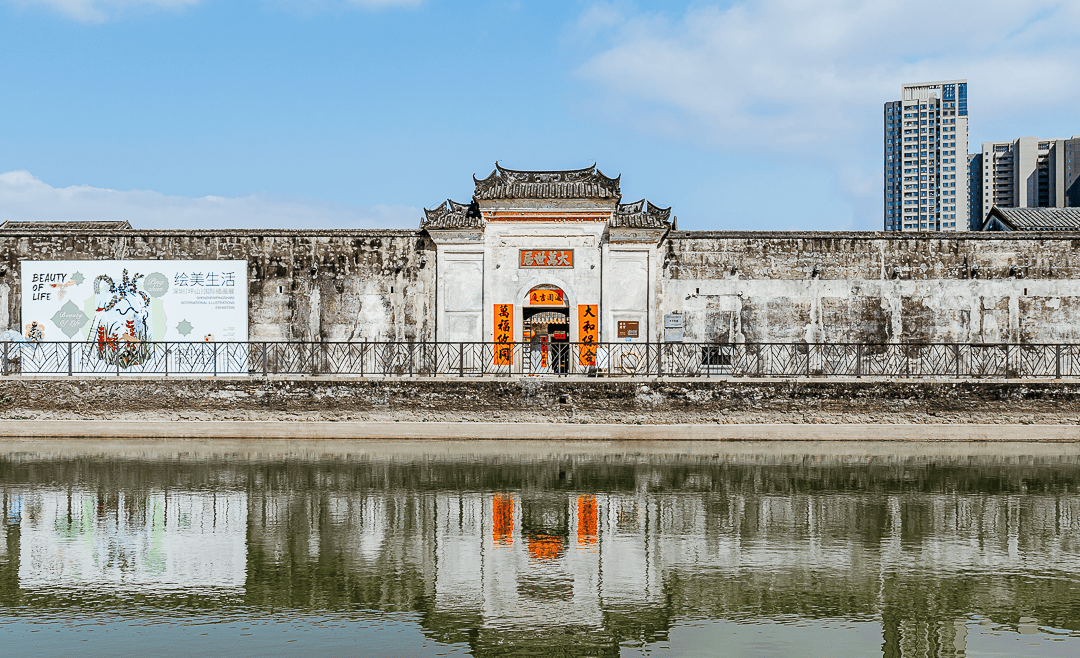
5,341,1080,378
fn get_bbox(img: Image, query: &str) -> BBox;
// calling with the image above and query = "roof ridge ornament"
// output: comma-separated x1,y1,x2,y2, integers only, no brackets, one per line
472,163,621,200
421,199,482,230
611,199,673,230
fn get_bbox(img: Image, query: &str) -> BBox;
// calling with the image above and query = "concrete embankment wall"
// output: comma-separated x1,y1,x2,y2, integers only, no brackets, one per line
4,377,1080,425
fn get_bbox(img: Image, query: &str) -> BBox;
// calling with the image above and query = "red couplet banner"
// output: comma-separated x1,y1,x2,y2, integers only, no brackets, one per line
494,304,513,365
578,304,598,366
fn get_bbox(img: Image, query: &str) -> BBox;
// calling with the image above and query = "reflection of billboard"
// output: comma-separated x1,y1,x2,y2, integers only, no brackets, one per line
18,489,247,592
21,260,247,344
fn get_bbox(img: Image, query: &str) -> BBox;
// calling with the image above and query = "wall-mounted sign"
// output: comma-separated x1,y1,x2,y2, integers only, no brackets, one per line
519,249,573,268
578,304,597,366
664,327,684,343
617,321,639,338
493,303,513,365
22,260,247,343
528,289,566,306
664,314,683,329
552,331,567,340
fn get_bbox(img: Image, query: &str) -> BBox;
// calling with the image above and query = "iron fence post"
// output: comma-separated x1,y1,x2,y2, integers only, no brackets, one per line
459,343,464,377
856,343,862,378
2,342,6,376
67,342,73,376
1005,344,1011,379
657,342,663,377
165,342,169,377
1056,344,1062,379
213,343,218,377
954,343,960,378
904,344,910,378
806,344,811,378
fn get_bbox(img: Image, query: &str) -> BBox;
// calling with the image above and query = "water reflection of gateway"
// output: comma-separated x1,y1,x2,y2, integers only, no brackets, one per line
16,489,247,591
431,492,663,633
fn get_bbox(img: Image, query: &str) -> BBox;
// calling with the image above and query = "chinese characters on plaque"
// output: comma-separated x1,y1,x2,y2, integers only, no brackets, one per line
528,289,565,306
578,304,597,366
519,250,573,268
493,303,513,365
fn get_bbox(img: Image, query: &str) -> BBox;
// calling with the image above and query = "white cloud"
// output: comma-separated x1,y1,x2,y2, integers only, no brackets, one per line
0,170,420,229
575,0,1080,227
11,0,200,22
11,0,419,21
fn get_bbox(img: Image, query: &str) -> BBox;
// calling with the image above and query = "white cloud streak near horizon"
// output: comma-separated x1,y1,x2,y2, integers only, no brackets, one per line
10,0,199,21
575,0,1080,228
0,170,420,229
10,0,419,21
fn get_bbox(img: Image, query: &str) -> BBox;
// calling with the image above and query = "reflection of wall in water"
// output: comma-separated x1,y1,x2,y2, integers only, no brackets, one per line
16,489,246,591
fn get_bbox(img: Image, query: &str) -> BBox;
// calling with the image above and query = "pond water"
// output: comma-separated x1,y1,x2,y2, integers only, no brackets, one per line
2,439,1080,657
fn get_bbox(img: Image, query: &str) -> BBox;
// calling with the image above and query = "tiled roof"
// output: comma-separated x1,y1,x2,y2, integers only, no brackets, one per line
610,200,672,229
473,164,620,200
986,207,1080,230
0,221,132,230
420,199,482,230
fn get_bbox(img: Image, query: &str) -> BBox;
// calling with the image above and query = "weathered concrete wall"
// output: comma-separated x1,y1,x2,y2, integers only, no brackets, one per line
0,229,436,342
664,232,1080,344
4,229,1080,345
2,377,1080,424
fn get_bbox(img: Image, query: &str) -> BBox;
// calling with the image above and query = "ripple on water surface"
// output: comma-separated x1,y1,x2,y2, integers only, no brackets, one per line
1,439,1079,657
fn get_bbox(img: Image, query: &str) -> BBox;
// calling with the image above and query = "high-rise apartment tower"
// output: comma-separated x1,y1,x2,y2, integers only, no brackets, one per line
979,137,1080,220
884,80,968,232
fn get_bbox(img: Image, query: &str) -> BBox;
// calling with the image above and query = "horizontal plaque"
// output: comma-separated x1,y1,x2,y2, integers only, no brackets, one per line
519,249,573,268
529,289,566,306
617,321,639,338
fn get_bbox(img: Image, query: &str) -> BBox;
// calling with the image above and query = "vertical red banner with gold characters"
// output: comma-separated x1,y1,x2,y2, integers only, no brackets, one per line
493,303,513,365
578,304,598,366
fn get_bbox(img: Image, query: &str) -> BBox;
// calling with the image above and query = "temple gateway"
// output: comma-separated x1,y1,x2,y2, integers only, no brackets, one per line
421,164,672,354
4,163,1080,359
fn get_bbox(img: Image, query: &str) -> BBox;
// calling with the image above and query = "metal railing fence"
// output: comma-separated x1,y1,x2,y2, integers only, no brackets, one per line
4,340,1080,379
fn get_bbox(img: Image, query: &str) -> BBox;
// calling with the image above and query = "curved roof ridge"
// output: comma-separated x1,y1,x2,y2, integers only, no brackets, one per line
472,163,622,201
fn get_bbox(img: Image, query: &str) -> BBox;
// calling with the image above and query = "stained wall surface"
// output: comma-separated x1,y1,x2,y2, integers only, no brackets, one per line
664,232,1080,344
0,229,436,342
3,228,1080,344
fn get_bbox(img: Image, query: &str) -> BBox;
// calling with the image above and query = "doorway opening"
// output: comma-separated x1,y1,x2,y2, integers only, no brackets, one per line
523,285,569,373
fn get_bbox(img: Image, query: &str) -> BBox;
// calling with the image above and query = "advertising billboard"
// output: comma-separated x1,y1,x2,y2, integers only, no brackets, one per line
22,260,247,343
17,260,248,374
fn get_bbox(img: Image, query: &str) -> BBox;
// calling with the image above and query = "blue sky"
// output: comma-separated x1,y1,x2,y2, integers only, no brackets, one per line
2,0,1079,231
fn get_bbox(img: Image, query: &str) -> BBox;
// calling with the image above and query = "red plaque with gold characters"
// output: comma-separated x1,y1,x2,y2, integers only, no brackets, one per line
519,249,573,268
493,303,513,365
578,304,598,366
528,289,565,306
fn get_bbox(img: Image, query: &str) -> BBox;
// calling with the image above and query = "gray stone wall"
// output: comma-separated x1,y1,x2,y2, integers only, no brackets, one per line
664,232,1080,344
0,229,436,342
3,377,1080,425
3,228,1080,345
